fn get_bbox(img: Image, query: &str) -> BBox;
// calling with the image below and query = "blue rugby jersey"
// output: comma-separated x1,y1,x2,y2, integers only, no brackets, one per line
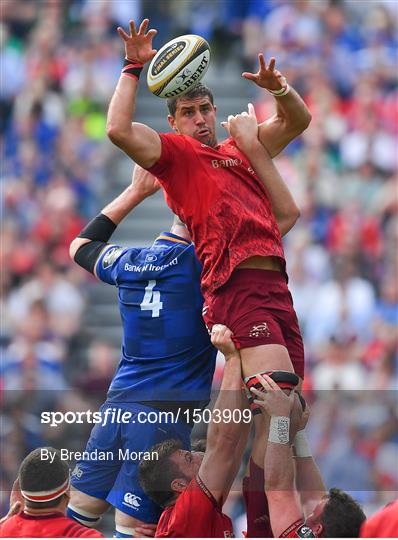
95,232,216,403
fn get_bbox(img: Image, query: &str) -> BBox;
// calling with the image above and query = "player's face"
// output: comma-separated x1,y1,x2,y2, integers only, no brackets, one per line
305,496,328,533
168,97,217,148
170,449,203,480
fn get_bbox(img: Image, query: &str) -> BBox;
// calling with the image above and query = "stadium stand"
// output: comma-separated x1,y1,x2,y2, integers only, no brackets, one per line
1,0,397,536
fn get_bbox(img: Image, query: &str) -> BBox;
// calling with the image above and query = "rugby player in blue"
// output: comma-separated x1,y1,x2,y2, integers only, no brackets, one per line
68,166,216,537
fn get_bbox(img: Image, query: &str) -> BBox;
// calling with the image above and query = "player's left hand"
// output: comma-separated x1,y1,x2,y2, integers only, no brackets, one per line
221,103,259,148
133,523,157,537
250,373,294,417
242,54,287,92
210,324,238,359
132,164,161,199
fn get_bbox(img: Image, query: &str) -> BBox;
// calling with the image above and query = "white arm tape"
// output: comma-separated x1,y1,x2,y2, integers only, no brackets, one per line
293,429,312,458
268,416,290,444
268,80,290,97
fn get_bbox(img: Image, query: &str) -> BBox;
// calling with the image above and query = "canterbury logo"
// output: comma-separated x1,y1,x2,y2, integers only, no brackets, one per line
249,322,271,338
123,493,142,509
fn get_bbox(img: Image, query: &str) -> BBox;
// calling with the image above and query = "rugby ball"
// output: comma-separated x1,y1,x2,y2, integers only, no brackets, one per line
147,34,210,99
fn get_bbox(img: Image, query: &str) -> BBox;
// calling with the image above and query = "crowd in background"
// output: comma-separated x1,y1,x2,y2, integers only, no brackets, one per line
1,0,397,531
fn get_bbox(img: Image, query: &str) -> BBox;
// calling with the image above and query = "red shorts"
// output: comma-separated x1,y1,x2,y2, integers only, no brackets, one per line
203,269,305,379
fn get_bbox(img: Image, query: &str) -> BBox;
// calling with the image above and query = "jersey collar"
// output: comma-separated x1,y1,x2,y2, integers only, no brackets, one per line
154,232,191,246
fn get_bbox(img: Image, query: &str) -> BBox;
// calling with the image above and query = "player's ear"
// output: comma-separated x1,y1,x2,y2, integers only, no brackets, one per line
313,523,323,536
63,490,71,506
171,478,188,493
167,115,178,132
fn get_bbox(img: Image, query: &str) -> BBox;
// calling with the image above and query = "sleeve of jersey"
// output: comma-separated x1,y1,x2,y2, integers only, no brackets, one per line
95,245,128,285
147,133,191,193
157,477,220,537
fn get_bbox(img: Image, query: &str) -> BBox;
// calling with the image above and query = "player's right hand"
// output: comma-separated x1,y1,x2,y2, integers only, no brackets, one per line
117,19,157,64
210,324,238,359
250,373,295,418
133,523,157,537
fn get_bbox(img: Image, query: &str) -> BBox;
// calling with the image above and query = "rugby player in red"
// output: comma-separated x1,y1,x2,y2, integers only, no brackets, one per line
139,324,250,538
251,376,366,538
0,448,104,538
106,19,311,393
360,498,398,538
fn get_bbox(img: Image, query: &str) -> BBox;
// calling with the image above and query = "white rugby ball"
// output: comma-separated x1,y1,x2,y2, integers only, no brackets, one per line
147,34,210,99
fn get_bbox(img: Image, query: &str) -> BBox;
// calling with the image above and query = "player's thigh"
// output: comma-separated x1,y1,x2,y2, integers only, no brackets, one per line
107,404,192,523
69,488,110,515
240,343,294,379
115,508,153,531
70,402,123,501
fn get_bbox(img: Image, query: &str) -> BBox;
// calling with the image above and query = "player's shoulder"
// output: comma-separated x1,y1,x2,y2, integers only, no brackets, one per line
63,516,105,537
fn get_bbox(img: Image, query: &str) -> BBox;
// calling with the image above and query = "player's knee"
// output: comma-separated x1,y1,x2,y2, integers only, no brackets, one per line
245,370,300,415
67,489,109,528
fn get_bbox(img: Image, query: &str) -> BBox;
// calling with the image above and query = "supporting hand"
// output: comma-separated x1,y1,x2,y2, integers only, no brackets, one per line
131,165,161,199
221,103,260,151
250,373,294,417
210,324,238,360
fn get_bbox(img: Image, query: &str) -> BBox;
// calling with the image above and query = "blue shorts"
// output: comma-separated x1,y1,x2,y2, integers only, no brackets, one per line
70,401,191,523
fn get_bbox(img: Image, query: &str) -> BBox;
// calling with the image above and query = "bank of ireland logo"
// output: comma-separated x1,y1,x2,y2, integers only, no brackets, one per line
123,492,142,509
145,254,157,263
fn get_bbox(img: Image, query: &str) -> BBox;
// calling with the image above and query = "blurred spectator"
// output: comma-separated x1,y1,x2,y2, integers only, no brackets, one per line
1,0,397,533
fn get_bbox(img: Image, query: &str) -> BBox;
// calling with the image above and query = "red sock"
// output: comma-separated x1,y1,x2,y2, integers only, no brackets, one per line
242,459,273,538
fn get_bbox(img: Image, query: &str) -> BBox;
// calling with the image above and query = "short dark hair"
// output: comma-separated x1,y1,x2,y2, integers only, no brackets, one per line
321,488,366,537
166,84,214,117
19,447,69,509
139,439,188,508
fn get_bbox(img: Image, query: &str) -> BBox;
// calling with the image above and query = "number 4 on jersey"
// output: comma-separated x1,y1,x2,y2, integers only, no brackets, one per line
140,280,163,317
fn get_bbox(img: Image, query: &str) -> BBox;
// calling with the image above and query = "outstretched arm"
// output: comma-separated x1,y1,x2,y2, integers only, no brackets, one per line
106,19,162,168
69,166,160,273
243,54,311,158
199,325,250,506
223,104,300,236
251,375,303,537
293,406,327,519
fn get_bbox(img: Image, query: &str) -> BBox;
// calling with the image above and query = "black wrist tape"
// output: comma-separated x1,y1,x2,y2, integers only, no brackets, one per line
122,58,144,80
78,213,117,242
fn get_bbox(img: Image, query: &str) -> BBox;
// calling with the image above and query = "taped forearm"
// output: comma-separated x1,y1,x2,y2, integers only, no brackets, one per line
274,85,311,131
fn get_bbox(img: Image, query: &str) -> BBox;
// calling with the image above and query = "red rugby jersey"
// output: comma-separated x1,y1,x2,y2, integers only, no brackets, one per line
155,475,234,538
0,511,104,538
360,499,398,538
148,133,285,296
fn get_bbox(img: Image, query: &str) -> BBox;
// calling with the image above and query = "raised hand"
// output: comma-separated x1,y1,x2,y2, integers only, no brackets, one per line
117,19,157,65
242,54,287,92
